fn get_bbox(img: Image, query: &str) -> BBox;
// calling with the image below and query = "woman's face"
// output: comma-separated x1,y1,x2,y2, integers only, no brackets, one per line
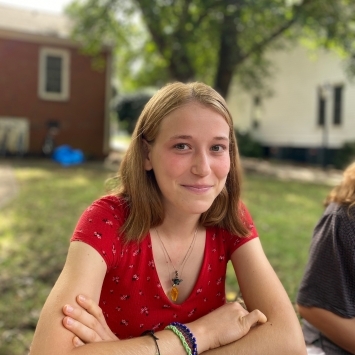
144,101,230,217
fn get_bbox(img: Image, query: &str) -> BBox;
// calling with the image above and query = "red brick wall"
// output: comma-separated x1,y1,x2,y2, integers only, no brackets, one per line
0,37,108,158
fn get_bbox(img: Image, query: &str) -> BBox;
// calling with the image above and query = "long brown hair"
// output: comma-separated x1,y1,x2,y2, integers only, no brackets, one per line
114,81,248,242
324,161,355,211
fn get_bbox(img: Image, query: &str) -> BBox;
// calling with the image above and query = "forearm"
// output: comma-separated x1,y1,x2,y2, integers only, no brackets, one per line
203,318,306,355
225,240,307,355
298,305,355,354
31,329,189,355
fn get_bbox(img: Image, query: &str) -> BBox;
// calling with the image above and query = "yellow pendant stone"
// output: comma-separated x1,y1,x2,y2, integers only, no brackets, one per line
170,285,179,302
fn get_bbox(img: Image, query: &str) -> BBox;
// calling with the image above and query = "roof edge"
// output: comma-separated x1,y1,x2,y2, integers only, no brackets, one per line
0,27,77,47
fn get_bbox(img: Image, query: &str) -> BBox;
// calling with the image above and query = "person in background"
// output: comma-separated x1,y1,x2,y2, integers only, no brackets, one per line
297,161,355,355
29,81,306,355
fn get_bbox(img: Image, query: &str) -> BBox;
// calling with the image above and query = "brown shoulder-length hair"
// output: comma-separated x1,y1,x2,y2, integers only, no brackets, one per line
114,81,248,242
324,161,355,210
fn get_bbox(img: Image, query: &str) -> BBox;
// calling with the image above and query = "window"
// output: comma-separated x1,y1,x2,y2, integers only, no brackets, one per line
252,95,262,129
317,84,344,127
333,85,343,125
317,87,326,126
38,47,70,101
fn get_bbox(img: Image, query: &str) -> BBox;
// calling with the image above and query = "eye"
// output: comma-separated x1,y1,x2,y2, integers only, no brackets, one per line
174,143,190,150
211,145,226,152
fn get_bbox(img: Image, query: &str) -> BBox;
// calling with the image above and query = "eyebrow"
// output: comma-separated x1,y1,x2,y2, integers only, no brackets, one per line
169,135,229,141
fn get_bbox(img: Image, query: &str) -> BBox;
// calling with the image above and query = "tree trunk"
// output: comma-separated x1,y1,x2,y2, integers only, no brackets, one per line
136,0,195,83
168,39,196,82
214,0,242,98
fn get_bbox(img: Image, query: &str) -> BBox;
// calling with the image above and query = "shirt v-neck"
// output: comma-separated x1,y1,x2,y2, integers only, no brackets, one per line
147,229,208,306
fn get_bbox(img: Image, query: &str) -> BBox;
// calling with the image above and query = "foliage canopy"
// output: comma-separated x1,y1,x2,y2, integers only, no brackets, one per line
67,0,355,97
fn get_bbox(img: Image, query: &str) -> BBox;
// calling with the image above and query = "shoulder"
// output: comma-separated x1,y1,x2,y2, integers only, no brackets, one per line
238,201,257,235
323,202,347,217
73,194,130,236
81,195,129,224
323,201,355,221
71,195,129,268
309,202,355,261
317,202,355,237
314,202,342,232
214,201,258,257
91,194,127,213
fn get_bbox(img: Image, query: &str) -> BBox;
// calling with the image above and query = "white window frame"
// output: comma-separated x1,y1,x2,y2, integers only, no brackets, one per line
38,47,70,101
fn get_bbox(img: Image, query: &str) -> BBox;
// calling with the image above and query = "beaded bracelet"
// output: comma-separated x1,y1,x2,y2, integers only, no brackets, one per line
165,322,197,355
172,322,198,355
165,325,192,355
141,330,160,355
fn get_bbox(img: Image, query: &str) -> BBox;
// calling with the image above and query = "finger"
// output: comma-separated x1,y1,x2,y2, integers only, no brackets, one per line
73,336,85,347
76,295,118,340
63,316,102,344
242,309,267,328
63,304,110,341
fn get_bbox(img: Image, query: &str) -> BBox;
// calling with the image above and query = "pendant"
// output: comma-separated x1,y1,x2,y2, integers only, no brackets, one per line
170,271,182,301
172,276,182,285
172,271,182,285
170,285,179,302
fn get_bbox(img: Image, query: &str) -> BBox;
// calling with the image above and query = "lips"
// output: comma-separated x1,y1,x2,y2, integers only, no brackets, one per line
182,185,213,193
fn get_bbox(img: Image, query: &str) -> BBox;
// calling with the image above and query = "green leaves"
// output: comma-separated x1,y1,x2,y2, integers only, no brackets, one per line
66,0,355,96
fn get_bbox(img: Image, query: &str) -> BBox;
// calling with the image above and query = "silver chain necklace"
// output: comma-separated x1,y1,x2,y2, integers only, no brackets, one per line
155,227,198,302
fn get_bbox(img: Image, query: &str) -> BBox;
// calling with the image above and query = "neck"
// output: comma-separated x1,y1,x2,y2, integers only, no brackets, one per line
158,215,200,241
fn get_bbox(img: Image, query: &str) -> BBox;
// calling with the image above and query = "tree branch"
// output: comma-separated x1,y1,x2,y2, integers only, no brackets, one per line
193,1,225,28
135,0,196,81
239,0,312,64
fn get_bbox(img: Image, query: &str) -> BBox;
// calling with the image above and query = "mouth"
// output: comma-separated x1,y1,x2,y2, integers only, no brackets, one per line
182,185,213,193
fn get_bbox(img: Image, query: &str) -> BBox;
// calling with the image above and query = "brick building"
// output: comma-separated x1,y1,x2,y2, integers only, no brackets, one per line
0,4,112,158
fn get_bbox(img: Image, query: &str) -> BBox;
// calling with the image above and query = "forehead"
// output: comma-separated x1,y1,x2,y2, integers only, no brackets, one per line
158,102,229,132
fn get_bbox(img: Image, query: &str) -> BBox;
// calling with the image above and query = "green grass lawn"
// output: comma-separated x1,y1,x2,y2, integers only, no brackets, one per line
0,160,330,355
226,174,328,302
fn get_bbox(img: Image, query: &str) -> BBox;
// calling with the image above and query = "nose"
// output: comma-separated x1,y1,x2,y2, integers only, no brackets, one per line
191,151,211,176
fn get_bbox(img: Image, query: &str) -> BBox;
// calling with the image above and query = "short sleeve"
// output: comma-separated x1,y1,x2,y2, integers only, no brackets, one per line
71,195,125,271
297,204,355,318
225,201,259,259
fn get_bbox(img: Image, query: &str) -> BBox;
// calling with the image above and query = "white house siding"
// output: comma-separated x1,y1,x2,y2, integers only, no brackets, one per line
227,45,355,156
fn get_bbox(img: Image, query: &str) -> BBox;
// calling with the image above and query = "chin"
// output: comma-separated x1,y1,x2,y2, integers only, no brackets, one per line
185,201,214,215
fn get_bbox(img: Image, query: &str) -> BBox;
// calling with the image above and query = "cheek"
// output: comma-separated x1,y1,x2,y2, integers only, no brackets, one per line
215,158,230,179
165,155,188,174
153,153,186,178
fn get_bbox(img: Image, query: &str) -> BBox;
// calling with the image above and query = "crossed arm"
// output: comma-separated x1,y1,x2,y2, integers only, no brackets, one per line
29,239,307,354
204,238,307,354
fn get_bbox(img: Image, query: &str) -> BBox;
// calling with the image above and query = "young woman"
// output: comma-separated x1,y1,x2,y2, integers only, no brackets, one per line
29,82,306,355
297,161,355,355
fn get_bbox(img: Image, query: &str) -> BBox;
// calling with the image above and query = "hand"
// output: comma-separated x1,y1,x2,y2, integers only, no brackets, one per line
187,302,267,353
62,295,119,347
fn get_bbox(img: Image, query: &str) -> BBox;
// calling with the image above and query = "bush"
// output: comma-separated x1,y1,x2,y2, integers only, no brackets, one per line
115,92,153,134
235,129,263,158
334,140,355,169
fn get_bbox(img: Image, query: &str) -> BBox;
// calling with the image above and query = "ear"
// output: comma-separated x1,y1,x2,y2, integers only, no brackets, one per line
143,139,153,171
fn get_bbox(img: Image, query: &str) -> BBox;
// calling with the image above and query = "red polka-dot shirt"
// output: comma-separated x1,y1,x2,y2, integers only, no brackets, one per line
71,195,258,339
